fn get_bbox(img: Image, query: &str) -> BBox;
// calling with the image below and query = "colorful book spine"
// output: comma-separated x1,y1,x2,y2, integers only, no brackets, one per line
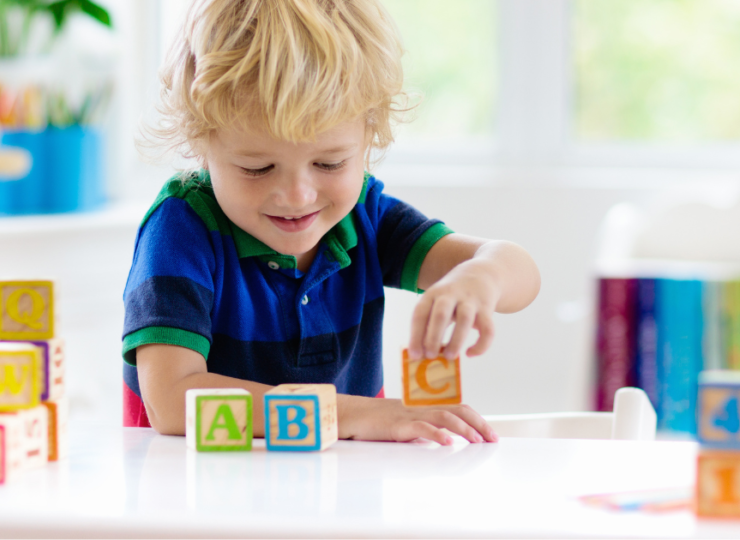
702,281,725,371
596,278,637,412
657,279,704,434
636,278,660,412
725,281,740,370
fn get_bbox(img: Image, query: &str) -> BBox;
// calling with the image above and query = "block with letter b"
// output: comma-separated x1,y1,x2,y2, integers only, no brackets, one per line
186,388,252,452
264,384,337,452
0,343,41,412
402,349,462,407
697,449,740,518
0,281,54,341
698,371,740,449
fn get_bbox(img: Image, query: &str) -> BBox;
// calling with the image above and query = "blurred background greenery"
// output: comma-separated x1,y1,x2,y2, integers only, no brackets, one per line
575,0,740,142
382,0,497,142
385,0,740,144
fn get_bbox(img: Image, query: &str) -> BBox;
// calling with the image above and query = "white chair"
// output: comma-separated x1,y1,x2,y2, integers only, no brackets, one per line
483,387,657,440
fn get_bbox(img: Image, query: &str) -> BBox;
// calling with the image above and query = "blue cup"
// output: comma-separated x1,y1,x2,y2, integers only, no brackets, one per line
0,127,106,215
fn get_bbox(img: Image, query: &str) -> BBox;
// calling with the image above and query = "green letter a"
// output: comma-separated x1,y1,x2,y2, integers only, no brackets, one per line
205,404,242,441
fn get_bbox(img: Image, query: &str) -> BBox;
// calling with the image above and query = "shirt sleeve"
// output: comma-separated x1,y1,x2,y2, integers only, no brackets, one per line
122,197,216,365
363,176,454,292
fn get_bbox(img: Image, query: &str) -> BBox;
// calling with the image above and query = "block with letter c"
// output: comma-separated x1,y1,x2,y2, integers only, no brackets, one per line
402,349,462,407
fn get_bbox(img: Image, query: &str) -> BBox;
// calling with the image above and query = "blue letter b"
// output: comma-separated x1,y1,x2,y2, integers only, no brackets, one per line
276,404,309,440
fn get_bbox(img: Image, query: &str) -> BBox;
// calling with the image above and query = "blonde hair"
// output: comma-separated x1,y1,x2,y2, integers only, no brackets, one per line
146,0,407,163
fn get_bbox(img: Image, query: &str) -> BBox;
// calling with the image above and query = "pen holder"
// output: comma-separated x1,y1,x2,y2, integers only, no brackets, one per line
0,126,106,215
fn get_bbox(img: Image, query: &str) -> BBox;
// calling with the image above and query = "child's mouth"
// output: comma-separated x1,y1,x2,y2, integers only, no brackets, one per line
267,211,320,232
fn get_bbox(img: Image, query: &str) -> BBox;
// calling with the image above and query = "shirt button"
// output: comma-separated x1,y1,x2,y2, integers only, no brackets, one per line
267,261,280,270
301,294,309,305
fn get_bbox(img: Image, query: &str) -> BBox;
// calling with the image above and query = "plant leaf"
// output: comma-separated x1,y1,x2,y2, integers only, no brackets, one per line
79,0,111,27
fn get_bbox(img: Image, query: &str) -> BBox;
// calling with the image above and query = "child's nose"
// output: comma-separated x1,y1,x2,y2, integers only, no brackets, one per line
274,172,317,209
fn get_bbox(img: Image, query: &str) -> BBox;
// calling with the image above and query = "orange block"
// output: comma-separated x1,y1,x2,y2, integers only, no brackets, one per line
697,449,740,518
42,397,68,461
402,349,462,407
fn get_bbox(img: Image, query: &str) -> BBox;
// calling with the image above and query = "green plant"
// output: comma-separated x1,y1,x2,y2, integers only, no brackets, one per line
0,0,112,57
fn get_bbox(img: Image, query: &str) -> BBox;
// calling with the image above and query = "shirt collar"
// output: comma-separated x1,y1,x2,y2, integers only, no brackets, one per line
194,170,361,270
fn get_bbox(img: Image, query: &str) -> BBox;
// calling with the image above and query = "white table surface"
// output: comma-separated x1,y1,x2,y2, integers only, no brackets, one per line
0,423,738,539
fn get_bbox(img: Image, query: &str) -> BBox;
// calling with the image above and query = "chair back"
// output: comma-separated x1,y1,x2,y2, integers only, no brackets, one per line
483,387,657,441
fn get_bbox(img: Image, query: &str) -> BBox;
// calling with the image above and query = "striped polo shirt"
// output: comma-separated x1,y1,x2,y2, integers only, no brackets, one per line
121,170,452,427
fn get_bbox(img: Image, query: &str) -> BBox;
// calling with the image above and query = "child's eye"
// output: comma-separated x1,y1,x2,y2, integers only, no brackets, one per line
240,165,273,177
315,161,346,171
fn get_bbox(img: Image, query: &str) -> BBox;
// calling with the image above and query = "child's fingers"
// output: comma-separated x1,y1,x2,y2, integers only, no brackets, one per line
422,408,486,443
442,302,476,360
408,295,434,359
397,420,454,446
423,297,455,359
448,403,498,442
466,312,495,357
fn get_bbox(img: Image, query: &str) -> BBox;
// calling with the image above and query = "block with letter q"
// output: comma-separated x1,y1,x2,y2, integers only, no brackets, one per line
402,349,462,407
0,281,54,341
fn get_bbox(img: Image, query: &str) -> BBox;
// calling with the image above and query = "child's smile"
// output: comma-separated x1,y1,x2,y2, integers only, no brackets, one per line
206,119,367,271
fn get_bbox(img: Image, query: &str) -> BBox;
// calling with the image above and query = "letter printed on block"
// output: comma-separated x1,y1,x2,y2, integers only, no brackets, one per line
17,405,48,469
402,349,462,407
264,384,337,452
697,449,740,518
698,371,740,449
186,389,253,452
0,281,54,341
0,343,41,411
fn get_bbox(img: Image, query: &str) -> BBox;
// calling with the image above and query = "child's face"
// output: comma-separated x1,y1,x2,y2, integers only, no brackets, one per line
206,119,367,270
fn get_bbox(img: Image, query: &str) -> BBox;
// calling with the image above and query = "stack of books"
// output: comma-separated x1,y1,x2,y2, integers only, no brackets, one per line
595,262,740,435
0,280,67,483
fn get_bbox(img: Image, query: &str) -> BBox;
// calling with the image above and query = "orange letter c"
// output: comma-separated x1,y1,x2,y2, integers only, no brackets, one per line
416,357,450,395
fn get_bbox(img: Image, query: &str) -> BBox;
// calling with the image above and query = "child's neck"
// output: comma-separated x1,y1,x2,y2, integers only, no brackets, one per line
296,245,320,273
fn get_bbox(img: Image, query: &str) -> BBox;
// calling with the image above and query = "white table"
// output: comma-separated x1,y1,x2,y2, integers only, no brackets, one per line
0,423,737,538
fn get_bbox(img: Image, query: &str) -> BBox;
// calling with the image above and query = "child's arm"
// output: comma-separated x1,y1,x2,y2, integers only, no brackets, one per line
136,344,273,436
138,344,494,444
409,234,540,361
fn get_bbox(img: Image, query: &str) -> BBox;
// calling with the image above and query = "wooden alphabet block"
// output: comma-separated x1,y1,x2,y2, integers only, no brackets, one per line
697,449,740,518
0,280,54,340
186,389,252,452
17,405,48,469
698,371,740,449
0,343,41,411
42,397,68,462
5,338,65,402
402,349,462,407
264,384,337,452
0,413,26,482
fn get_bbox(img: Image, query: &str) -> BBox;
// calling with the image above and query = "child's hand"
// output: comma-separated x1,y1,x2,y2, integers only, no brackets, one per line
409,257,501,361
338,394,497,445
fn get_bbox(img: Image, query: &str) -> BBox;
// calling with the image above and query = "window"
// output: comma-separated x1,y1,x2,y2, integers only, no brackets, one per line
575,0,740,143
382,0,498,143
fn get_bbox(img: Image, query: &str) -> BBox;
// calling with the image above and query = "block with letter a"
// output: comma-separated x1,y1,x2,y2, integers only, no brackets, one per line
697,449,740,518
264,384,337,452
0,343,41,411
402,349,462,407
0,280,54,341
186,388,253,452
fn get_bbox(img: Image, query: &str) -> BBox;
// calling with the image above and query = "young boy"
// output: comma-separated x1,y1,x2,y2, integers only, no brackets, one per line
122,0,540,446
